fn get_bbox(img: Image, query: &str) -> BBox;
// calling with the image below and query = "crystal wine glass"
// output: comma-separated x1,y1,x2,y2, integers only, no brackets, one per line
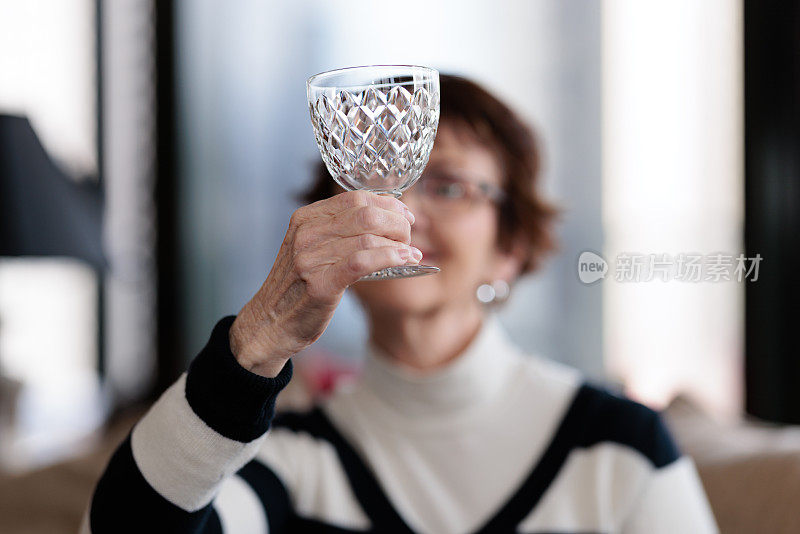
306,65,440,280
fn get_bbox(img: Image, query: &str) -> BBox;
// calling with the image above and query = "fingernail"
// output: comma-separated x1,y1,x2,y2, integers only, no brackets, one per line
404,208,415,225
397,248,411,261
410,247,422,262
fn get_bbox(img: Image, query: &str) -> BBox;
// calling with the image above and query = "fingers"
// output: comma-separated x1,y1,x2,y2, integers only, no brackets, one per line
331,245,422,288
296,204,412,250
291,191,415,252
331,205,413,244
288,190,419,294
309,190,415,225
298,234,422,272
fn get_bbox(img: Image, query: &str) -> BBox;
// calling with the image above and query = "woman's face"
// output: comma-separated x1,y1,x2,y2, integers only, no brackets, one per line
352,121,520,316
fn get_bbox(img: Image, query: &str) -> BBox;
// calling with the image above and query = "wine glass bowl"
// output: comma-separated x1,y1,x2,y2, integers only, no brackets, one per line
307,65,441,280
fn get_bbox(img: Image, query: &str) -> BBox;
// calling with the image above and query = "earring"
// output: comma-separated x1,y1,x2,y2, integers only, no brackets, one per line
476,279,511,304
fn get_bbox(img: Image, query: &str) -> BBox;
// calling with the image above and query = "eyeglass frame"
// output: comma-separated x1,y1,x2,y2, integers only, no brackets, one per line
403,171,507,215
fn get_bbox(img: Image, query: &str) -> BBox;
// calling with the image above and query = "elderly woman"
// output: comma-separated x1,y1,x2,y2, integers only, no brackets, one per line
86,75,718,533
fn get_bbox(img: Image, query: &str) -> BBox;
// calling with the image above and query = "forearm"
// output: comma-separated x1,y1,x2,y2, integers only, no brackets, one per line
86,317,293,533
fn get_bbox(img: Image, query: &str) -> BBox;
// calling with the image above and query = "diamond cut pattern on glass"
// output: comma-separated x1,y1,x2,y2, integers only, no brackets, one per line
309,86,439,192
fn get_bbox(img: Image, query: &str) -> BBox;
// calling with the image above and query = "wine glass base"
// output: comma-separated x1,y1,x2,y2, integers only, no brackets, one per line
358,264,440,281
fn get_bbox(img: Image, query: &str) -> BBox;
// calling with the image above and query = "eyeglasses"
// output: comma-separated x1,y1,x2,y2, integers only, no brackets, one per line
404,171,506,215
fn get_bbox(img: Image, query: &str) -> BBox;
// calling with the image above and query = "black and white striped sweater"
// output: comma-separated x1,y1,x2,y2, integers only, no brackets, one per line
85,315,718,533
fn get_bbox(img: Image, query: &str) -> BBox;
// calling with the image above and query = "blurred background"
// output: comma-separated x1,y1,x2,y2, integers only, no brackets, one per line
1,0,798,532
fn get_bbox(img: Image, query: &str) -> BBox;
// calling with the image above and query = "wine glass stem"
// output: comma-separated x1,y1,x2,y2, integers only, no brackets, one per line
374,190,402,199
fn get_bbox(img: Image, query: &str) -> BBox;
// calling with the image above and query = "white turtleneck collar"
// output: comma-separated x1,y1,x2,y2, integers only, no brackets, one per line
359,312,521,419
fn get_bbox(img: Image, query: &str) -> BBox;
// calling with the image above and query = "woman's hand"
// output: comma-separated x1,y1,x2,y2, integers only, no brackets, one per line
229,190,420,377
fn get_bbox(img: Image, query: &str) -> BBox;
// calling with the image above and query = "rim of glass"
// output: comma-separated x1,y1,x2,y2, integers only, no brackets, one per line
307,65,438,91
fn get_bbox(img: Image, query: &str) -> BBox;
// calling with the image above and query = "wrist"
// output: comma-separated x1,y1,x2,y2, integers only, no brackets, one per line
229,313,291,378
186,316,294,442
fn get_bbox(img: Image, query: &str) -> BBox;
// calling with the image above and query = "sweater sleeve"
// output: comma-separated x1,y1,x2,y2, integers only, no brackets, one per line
85,316,293,533
621,455,719,534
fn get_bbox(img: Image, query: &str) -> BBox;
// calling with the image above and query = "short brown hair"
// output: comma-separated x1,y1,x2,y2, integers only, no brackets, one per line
299,73,559,274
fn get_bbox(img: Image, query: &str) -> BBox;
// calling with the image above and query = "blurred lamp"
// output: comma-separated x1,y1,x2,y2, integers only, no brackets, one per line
0,114,106,471
0,114,104,269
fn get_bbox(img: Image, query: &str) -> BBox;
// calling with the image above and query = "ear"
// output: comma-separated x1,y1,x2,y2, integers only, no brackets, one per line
487,234,527,283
